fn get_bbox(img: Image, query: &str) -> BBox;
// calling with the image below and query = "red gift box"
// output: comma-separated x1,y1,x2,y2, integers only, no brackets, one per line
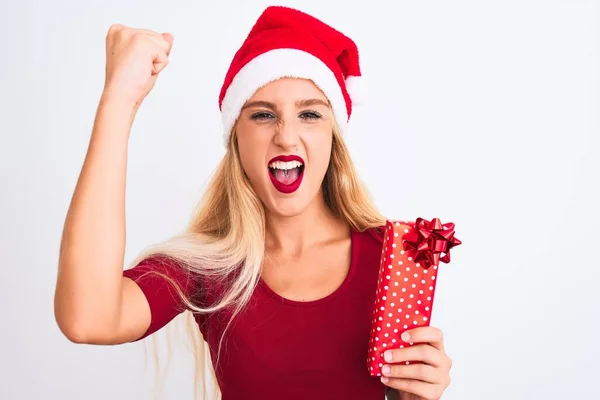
367,218,461,376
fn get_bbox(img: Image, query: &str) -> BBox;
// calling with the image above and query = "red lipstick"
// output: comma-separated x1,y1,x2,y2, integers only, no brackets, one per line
268,155,304,164
267,155,305,194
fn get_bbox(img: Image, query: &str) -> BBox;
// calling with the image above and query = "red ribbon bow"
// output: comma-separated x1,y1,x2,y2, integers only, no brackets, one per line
402,217,462,268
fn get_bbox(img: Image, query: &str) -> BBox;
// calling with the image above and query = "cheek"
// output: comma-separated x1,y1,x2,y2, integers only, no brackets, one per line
236,128,269,180
239,150,263,182
306,133,333,179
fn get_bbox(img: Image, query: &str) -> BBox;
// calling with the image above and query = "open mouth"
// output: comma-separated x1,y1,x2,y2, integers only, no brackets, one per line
267,155,305,193
268,160,305,184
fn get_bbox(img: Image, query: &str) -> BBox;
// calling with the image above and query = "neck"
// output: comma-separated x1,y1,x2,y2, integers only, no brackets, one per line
264,192,348,255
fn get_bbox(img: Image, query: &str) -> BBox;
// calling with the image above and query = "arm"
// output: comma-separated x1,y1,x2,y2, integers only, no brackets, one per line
54,94,150,345
54,25,175,345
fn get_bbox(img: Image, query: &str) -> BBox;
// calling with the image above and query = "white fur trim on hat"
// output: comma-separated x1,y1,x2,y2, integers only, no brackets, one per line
220,48,349,147
344,75,365,106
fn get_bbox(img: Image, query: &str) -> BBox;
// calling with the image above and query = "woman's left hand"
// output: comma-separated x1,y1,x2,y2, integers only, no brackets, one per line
380,326,452,400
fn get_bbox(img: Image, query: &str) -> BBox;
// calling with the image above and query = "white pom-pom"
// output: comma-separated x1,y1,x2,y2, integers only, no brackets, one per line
345,75,366,105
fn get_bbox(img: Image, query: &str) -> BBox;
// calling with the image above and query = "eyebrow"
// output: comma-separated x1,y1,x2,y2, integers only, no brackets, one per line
241,98,329,112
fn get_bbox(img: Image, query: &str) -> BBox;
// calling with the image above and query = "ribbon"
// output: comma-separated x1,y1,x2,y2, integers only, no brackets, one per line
402,217,462,268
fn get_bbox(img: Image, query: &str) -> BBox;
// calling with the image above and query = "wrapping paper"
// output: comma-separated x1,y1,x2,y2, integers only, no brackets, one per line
367,218,461,376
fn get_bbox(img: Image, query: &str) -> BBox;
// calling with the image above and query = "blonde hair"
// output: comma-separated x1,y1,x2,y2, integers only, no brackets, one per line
131,117,386,398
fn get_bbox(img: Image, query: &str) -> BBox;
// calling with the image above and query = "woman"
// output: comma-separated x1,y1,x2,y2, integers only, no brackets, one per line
54,6,452,400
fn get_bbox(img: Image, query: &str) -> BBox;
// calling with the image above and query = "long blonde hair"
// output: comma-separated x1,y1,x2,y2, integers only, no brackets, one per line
131,117,386,398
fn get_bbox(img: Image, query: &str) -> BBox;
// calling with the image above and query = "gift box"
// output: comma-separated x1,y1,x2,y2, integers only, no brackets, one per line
367,218,461,376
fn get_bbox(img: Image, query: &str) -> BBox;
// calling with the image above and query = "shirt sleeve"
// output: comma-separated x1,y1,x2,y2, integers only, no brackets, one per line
123,255,200,341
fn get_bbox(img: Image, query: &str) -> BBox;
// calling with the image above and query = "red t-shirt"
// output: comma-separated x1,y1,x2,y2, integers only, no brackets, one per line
123,226,387,399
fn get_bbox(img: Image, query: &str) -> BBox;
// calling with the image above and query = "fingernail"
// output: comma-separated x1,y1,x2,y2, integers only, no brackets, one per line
381,376,389,383
382,365,391,375
401,332,411,342
384,351,392,362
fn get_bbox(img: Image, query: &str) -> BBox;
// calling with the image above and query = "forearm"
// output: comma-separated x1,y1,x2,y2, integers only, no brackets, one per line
54,93,136,340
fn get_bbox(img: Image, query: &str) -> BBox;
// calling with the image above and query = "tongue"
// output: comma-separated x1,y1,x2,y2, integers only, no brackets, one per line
272,167,300,185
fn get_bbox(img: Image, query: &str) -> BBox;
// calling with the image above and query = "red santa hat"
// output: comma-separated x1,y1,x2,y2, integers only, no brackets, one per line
218,6,364,146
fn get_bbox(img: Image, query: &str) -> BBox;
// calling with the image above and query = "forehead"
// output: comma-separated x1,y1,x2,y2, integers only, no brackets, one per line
249,77,328,103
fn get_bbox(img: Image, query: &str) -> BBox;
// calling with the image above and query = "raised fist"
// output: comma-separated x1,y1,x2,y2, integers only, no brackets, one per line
103,24,174,106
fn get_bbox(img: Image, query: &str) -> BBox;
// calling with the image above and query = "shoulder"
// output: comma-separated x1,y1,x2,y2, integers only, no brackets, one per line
124,254,201,299
125,254,186,279
352,224,385,255
360,225,385,244
354,220,416,247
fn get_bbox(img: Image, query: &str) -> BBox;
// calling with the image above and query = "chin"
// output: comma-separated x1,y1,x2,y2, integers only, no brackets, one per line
258,177,322,218
263,194,312,218
263,188,311,217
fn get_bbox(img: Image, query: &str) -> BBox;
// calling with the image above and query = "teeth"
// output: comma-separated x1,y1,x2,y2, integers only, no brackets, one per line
268,160,303,170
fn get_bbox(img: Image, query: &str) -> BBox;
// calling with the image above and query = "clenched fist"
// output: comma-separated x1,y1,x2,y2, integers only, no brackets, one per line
103,24,174,107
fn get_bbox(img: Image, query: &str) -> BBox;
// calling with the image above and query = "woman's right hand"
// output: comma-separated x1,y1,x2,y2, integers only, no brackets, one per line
103,24,174,108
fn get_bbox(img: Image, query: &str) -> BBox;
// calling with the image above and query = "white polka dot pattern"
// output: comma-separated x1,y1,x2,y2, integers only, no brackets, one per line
367,220,440,376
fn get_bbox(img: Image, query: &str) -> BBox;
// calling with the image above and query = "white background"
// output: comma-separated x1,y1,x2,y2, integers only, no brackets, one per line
1,0,599,399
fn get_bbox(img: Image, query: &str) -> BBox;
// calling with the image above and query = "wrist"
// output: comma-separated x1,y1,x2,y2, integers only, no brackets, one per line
97,91,139,126
91,91,139,142
100,86,140,114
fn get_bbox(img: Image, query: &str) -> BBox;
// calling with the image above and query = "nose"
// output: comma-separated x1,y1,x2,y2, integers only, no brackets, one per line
272,118,300,151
